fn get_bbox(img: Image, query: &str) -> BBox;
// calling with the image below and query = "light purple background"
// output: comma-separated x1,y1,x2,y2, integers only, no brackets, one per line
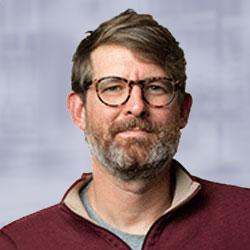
1,0,250,227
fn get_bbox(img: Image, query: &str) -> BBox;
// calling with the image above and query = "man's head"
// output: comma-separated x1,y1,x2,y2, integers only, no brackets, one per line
71,9,187,103
68,10,192,181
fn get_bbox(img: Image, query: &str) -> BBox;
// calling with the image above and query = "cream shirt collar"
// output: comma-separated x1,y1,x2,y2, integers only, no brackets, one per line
62,160,201,220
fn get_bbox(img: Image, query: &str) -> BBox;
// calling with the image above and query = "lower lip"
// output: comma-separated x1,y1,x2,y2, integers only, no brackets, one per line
117,130,149,138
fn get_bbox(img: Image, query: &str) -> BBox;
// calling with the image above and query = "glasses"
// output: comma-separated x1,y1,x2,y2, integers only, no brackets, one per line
88,76,182,108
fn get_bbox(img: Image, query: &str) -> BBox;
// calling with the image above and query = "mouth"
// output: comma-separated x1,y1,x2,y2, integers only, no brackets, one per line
116,128,151,138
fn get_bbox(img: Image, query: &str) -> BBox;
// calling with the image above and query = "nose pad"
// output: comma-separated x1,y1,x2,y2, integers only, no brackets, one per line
124,85,147,117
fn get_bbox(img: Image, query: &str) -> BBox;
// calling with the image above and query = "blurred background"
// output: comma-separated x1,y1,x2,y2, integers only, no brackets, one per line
1,0,250,227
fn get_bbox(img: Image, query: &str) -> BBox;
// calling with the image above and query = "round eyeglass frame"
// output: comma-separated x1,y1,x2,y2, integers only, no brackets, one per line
88,76,182,108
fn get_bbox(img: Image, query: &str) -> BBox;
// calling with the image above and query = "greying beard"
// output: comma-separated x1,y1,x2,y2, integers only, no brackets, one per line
85,119,181,181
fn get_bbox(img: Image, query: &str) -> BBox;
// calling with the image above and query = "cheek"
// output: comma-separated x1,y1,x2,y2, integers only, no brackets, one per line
95,107,119,124
151,109,171,123
86,104,119,132
87,91,119,118
152,105,181,126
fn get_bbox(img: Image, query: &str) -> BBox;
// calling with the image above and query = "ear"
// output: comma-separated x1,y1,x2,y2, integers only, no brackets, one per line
179,93,192,129
67,92,86,131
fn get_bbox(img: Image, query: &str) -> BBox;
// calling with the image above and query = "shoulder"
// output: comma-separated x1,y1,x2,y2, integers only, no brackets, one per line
193,177,250,222
2,204,62,231
166,176,250,247
196,177,250,200
0,204,66,249
0,202,111,249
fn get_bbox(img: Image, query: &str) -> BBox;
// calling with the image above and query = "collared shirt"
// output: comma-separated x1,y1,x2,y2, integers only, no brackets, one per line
1,160,250,250
63,160,201,222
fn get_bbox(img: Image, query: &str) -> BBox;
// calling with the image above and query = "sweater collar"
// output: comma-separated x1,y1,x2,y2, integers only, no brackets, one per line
62,160,201,220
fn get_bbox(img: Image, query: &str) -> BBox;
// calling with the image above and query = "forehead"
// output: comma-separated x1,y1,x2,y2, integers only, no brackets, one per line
90,44,166,79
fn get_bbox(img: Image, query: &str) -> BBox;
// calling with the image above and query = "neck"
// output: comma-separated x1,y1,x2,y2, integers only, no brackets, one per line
87,159,174,235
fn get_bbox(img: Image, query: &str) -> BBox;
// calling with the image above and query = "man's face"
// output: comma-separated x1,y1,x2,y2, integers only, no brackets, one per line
79,44,189,181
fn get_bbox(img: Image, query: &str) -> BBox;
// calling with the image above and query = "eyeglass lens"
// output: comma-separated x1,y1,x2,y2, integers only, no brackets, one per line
96,77,175,107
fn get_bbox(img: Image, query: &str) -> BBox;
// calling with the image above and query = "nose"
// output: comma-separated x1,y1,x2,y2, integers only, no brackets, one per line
123,85,147,117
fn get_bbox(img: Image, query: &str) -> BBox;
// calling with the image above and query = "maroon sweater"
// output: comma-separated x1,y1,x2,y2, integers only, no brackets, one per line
1,174,250,249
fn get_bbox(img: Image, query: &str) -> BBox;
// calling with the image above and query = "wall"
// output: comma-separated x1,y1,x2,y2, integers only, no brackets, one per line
1,0,250,227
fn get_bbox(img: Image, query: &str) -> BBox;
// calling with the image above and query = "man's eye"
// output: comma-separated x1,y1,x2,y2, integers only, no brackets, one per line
148,85,162,90
102,84,124,93
146,85,166,93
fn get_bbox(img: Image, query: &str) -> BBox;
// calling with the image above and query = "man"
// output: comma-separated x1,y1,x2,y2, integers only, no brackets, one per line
1,9,249,250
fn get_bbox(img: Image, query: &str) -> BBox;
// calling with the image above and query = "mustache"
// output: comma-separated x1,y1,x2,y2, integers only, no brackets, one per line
109,118,161,136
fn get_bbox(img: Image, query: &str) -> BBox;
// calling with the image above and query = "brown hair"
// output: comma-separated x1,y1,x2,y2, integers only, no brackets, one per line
71,9,186,101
